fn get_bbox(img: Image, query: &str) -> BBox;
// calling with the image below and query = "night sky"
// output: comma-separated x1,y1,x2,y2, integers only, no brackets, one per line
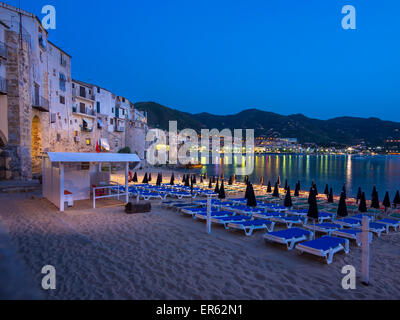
4,0,400,120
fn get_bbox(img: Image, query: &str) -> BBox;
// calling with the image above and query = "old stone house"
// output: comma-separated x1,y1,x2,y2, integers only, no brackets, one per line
0,2,148,181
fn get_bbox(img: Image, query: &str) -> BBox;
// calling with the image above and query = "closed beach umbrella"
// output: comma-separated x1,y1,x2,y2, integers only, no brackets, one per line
170,173,175,185
297,180,301,191
371,191,380,209
182,174,186,184
337,192,348,217
267,181,272,193
142,172,148,184
359,192,367,213
245,182,250,199
342,184,347,199
294,182,300,197
148,173,152,182
193,175,197,184
214,179,220,194
324,184,329,196
372,186,377,199
190,178,194,194
212,176,216,184
308,187,316,204
284,179,288,191
356,187,362,204
284,186,292,208
208,178,212,189
200,175,203,184
272,183,279,198
228,176,233,185
246,183,257,207
382,192,391,212
185,175,190,187
260,176,264,186
218,180,226,199
277,176,281,186
312,182,318,195
156,173,161,186
307,190,319,220
204,172,207,180
133,172,138,183
328,188,334,203
393,191,400,208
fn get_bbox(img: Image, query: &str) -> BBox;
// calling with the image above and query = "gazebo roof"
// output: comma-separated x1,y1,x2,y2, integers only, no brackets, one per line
46,152,140,163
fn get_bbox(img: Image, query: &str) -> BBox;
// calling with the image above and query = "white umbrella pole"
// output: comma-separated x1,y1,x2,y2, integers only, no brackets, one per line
206,194,212,234
361,216,370,285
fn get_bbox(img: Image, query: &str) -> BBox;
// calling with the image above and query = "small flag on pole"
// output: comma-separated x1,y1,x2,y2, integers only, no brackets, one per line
96,141,100,153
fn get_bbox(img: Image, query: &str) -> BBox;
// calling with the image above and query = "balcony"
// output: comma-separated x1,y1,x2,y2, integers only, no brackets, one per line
60,57,67,67
72,88,95,102
32,95,49,112
0,41,7,59
72,105,96,117
0,77,7,95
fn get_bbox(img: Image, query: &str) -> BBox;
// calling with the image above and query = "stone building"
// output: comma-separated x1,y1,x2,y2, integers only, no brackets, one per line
0,2,148,181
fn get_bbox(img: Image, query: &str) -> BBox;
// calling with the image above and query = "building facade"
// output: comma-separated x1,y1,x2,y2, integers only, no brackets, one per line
0,2,148,180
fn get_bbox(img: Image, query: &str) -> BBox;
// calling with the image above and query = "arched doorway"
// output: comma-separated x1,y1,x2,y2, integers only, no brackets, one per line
31,116,42,174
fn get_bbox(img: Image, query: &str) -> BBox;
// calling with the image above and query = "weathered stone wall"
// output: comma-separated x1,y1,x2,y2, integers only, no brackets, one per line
1,31,32,180
126,120,148,159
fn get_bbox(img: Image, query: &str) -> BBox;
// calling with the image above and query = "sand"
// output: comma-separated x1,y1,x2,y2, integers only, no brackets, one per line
0,189,399,300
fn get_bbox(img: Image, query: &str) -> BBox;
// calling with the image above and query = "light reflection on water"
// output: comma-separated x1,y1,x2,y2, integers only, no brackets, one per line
201,154,400,199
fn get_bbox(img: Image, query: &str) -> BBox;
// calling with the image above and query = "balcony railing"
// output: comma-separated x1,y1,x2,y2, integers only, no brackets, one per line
72,105,96,117
32,95,49,112
0,41,7,59
72,88,95,101
0,77,7,94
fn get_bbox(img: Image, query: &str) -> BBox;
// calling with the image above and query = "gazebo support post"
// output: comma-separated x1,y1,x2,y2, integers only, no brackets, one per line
59,162,64,212
125,162,129,203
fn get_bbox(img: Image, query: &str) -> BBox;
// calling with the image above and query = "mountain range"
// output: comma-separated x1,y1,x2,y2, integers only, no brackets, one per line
134,102,400,147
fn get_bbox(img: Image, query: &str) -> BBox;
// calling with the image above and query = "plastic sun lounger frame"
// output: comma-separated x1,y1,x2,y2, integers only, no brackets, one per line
377,219,400,232
227,220,275,236
211,215,252,229
263,228,313,250
295,236,350,264
356,222,388,237
270,216,306,228
252,211,286,220
332,229,364,246
194,211,234,220
335,218,362,228
168,191,197,199
304,223,342,236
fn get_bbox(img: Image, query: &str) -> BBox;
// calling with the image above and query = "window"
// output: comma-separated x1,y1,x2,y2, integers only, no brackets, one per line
59,95,65,104
72,83,75,89
59,73,66,91
122,109,125,116
122,97,125,102
57,133,61,142
115,140,119,148
79,86,86,97
110,119,114,125
96,101,100,113
97,87,100,93
112,108,114,113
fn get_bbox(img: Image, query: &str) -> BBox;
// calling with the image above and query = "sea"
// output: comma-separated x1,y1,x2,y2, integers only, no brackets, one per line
201,154,400,200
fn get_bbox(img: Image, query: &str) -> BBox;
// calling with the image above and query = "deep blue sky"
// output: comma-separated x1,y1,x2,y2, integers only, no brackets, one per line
5,0,400,120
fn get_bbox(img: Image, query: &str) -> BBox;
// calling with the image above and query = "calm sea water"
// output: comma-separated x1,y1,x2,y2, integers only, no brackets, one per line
201,154,400,200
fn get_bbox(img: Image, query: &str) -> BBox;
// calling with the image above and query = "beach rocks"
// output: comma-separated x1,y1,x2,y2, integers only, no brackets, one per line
125,202,151,214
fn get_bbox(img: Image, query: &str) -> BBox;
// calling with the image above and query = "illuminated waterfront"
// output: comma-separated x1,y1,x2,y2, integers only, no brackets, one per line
201,154,400,199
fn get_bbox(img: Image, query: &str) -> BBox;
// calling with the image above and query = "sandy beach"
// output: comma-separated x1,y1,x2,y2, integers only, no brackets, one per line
1,186,399,300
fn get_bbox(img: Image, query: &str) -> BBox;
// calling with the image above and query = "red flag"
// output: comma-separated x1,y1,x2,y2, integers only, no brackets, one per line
96,142,100,153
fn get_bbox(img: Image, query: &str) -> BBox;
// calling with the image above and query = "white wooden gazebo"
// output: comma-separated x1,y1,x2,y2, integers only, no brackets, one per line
42,152,140,212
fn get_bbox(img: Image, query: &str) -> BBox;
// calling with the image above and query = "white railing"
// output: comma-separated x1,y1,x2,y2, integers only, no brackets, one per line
92,181,128,208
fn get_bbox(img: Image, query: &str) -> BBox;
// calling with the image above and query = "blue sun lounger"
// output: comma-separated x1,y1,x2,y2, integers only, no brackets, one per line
227,219,275,236
352,214,375,221
335,218,362,228
211,215,252,229
228,205,266,216
305,223,342,236
194,211,234,220
317,212,335,223
357,222,388,237
263,227,313,250
252,211,285,220
270,216,306,228
295,236,350,264
181,207,219,216
377,219,400,232
332,229,364,246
